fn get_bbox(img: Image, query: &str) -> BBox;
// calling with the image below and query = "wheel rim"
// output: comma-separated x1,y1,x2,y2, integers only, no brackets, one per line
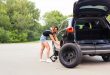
62,47,76,63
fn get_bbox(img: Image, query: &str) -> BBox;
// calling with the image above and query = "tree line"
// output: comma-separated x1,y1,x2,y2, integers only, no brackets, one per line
0,0,67,43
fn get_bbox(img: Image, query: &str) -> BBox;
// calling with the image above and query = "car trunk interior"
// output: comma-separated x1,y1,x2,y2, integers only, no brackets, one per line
75,18,110,44
76,28,110,40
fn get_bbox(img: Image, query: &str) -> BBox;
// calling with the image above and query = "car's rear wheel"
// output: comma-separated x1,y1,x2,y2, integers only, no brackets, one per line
102,55,110,62
59,43,82,68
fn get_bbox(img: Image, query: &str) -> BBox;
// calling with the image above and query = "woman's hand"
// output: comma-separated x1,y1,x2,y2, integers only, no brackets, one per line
54,41,59,45
54,41,60,49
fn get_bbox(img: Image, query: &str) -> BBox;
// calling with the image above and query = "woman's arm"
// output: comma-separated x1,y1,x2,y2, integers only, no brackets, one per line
53,34,58,41
49,34,56,42
49,34,59,45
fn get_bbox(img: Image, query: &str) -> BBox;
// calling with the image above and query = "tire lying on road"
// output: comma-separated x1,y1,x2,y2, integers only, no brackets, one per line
59,43,82,68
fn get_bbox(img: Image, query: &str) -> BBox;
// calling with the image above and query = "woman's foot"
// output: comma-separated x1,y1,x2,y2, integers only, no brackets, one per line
46,58,52,63
40,59,45,62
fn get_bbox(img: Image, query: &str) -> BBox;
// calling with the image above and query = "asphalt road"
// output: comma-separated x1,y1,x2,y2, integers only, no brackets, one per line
0,41,110,75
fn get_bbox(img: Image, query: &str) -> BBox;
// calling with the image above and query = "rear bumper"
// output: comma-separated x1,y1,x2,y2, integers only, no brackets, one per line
82,49,110,55
79,44,110,55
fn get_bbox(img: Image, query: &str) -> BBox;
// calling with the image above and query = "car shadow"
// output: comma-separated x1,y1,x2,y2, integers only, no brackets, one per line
80,55,109,65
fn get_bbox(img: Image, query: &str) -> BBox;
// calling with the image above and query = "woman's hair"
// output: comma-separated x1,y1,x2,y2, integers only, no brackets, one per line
51,25,58,30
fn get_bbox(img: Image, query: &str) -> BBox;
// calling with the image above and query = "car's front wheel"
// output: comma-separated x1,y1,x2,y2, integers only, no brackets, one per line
59,43,82,68
102,55,110,62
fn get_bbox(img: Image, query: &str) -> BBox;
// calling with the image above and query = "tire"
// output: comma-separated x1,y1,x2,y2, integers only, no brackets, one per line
102,55,110,62
59,43,82,68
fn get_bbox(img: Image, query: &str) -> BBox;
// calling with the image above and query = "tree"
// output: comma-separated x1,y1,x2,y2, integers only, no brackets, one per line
0,0,41,43
43,10,67,29
0,0,11,30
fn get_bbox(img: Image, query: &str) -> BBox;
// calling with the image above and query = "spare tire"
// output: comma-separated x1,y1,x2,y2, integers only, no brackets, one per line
59,43,82,68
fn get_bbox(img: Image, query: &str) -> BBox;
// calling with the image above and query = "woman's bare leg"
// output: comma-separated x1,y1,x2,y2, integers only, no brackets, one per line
40,42,45,60
43,42,50,59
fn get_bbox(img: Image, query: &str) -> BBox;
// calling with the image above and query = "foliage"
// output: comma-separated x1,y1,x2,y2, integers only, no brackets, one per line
0,0,70,43
43,10,67,29
0,0,41,43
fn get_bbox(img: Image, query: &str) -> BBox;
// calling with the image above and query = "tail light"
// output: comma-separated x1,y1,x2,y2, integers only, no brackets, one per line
66,27,74,33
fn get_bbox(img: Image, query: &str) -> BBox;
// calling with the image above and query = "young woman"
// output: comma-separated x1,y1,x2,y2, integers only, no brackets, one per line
40,26,59,62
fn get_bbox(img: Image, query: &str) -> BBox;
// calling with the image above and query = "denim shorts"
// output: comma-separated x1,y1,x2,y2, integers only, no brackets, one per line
40,35,47,42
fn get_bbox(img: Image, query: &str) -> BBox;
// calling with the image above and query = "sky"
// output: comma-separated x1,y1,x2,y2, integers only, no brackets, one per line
31,0,78,16
30,0,78,25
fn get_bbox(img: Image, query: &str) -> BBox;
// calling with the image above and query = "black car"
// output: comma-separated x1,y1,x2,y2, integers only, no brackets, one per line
58,0,110,68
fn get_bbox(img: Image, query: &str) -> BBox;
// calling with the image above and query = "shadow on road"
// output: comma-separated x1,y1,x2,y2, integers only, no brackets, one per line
81,55,109,65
